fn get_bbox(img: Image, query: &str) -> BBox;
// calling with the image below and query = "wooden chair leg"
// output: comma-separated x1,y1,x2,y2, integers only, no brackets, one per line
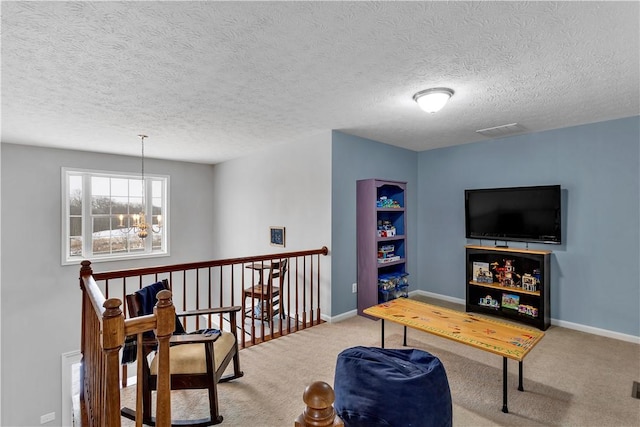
121,363,153,424
207,382,223,425
232,349,243,379
142,367,153,424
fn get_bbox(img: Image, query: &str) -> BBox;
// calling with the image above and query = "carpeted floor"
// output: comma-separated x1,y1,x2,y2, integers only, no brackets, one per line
121,296,640,426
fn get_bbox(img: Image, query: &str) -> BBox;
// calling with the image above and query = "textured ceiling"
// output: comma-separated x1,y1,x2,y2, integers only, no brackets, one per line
2,1,639,164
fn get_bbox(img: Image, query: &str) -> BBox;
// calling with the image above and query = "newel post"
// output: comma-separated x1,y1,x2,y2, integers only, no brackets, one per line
154,289,176,427
79,260,93,288
101,298,125,427
295,381,344,427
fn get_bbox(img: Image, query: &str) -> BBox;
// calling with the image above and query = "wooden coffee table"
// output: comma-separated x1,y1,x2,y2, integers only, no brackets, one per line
364,298,545,413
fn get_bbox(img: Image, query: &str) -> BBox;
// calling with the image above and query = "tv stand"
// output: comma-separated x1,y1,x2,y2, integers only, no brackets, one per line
465,245,550,330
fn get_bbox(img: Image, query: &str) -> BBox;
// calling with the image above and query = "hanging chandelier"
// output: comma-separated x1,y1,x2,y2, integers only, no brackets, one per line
118,134,161,239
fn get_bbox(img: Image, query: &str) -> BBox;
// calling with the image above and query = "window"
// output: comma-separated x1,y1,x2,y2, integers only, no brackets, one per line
63,168,169,264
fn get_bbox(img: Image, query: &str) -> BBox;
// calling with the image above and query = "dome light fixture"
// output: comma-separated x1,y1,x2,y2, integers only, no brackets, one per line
413,87,455,113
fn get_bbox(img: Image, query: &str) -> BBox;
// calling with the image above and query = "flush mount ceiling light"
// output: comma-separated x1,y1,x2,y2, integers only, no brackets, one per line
413,88,455,113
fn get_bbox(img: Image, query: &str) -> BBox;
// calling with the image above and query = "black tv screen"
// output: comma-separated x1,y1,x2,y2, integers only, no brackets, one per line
465,185,561,244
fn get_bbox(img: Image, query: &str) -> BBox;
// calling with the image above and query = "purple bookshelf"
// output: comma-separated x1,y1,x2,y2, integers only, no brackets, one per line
357,179,407,318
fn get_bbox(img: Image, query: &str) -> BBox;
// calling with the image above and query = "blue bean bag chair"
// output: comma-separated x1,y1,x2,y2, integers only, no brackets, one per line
333,346,452,427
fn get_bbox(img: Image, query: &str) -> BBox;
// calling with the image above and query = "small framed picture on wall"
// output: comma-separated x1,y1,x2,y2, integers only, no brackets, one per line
270,226,285,247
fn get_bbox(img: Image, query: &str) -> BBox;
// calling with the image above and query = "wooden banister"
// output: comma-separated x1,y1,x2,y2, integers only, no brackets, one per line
295,381,344,427
79,268,125,427
92,246,329,280
94,246,330,349
79,262,177,427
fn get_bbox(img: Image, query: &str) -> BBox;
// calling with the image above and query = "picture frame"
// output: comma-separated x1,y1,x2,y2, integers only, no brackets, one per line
270,226,285,247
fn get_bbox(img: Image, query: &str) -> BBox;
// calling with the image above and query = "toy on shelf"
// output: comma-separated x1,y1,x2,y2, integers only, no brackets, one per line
378,244,395,260
472,261,493,283
501,293,520,310
518,304,539,318
376,196,401,209
479,294,500,309
377,219,396,237
378,245,400,264
492,259,521,288
377,255,400,264
521,274,538,292
532,268,541,282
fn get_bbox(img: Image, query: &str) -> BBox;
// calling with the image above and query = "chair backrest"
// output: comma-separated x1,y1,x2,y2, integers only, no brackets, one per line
269,259,288,282
126,279,185,334
125,279,169,318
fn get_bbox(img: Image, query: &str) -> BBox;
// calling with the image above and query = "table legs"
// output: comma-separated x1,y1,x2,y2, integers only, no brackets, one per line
502,357,509,413
518,361,524,391
380,321,407,348
502,358,525,413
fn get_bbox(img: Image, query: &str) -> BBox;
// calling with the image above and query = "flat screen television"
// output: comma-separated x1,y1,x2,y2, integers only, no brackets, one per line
465,185,561,244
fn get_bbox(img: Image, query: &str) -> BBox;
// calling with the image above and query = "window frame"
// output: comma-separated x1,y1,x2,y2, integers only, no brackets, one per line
61,167,170,265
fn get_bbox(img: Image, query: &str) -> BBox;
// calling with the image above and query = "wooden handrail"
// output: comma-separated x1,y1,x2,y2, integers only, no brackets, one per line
92,246,330,349
92,246,329,280
80,261,107,316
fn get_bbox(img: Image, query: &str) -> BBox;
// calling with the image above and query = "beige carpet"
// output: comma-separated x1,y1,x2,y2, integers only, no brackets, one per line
121,297,640,426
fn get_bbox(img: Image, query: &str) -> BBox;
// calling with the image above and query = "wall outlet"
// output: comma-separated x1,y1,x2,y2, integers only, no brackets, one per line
352,283,357,293
40,412,55,424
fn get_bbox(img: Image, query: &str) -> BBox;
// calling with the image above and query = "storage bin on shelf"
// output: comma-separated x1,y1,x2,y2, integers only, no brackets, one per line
378,272,409,302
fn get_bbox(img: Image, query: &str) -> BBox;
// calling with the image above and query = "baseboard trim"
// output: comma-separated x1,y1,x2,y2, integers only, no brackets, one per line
410,289,465,305
328,290,640,344
61,350,82,427
551,319,640,344
325,309,357,323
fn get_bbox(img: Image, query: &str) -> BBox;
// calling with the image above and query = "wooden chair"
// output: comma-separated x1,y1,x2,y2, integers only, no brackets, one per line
243,259,288,330
121,280,244,426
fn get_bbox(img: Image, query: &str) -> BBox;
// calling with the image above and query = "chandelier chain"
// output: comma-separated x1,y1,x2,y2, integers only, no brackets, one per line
139,134,147,210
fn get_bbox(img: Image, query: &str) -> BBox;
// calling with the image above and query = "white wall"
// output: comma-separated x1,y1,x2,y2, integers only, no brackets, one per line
0,143,217,427
210,132,333,313
0,140,3,424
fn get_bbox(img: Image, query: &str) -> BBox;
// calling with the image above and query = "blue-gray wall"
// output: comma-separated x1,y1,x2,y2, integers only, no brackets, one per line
417,116,639,336
331,131,418,315
331,117,639,337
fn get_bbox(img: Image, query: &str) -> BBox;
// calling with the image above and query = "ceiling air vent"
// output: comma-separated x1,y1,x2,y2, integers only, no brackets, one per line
475,123,526,138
